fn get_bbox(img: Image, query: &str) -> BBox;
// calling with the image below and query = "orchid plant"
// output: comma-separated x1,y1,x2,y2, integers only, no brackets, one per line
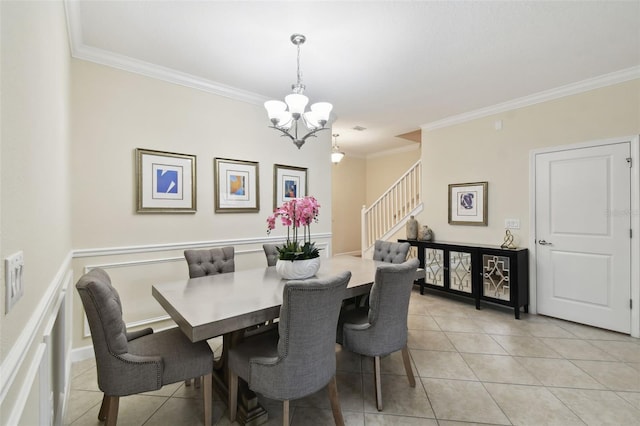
267,196,321,261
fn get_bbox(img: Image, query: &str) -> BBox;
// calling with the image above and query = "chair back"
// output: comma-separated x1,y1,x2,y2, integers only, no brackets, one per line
251,271,351,400
75,268,130,393
184,247,235,278
372,240,410,263
350,258,419,355
263,244,279,266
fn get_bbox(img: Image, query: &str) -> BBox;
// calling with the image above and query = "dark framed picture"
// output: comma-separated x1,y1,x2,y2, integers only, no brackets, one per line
273,164,307,210
214,158,259,213
136,148,196,213
448,181,488,226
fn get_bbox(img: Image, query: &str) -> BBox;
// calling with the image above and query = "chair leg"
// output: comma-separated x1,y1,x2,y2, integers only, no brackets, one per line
374,356,383,411
194,377,201,388
199,373,211,426
228,371,238,422
401,345,416,387
327,375,345,426
98,394,108,420
105,395,119,426
185,378,192,386
282,400,290,426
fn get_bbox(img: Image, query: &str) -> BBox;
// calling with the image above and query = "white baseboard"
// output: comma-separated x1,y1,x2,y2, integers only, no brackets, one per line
71,346,96,363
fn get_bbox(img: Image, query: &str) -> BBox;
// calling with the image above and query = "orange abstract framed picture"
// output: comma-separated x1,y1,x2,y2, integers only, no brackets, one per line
214,158,260,213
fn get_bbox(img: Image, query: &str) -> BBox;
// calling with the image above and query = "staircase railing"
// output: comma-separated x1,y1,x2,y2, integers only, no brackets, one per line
361,161,423,257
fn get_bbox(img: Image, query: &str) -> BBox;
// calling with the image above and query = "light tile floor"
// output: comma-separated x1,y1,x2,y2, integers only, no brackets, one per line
65,288,640,425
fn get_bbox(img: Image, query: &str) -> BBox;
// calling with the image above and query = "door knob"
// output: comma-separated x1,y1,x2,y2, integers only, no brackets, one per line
538,239,552,245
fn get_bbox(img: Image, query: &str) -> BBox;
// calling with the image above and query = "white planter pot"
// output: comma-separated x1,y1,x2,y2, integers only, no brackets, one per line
275,257,321,280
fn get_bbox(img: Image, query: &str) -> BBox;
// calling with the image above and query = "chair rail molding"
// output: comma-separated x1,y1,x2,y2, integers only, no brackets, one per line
73,234,332,258
0,252,73,424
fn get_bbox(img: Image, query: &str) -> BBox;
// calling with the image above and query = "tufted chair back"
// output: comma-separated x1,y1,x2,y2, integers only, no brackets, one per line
263,243,279,267
76,268,133,394
372,240,410,264
184,247,235,278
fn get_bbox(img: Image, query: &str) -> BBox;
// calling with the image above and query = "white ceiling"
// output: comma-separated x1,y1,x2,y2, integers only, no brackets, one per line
66,0,640,157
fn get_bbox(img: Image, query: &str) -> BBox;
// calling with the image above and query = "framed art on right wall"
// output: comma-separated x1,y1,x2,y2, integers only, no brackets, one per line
448,181,488,226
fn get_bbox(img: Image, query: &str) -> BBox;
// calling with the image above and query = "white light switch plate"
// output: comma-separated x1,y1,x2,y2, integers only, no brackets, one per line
5,251,24,313
504,219,520,229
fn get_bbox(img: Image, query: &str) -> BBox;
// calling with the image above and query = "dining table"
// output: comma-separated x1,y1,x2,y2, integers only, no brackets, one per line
152,255,381,426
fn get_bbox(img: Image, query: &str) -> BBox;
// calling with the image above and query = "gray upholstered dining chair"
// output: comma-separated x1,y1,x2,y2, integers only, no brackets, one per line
184,246,235,277
337,258,419,411
183,246,235,387
228,271,352,426
263,243,279,266
76,268,213,426
372,240,410,263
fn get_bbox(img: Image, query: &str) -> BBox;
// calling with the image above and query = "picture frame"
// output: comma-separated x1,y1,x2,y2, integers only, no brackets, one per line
214,158,259,213
448,181,488,226
136,148,196,213
273,164,308,210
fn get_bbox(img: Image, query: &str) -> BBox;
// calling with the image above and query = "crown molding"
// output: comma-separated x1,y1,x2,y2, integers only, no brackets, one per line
422,66,640,132
64,0,267,105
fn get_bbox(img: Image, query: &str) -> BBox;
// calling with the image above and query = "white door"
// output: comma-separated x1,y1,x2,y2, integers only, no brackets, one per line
535,142,631,333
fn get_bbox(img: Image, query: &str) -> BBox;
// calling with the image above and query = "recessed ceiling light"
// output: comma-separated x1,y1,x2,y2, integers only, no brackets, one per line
352,126,367,131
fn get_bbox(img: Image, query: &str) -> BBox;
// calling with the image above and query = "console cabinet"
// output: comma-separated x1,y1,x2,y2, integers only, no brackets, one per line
400,239,529,319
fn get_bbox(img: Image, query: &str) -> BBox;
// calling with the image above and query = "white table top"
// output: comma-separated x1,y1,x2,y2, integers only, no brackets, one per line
152,256,380,342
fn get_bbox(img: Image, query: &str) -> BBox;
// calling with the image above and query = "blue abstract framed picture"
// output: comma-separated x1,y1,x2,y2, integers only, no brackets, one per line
214,158,260,213
136,148,196,213
273,164,307,210
448,182,488,226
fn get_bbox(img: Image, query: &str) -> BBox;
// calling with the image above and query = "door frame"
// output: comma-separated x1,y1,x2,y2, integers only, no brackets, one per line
529,135,640,337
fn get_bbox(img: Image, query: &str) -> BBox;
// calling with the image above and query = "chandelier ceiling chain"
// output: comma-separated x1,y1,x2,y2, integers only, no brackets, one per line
264,34,332,149
293,34,304,94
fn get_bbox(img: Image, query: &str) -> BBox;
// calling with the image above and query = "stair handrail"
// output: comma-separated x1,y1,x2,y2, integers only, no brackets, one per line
361,160,422,256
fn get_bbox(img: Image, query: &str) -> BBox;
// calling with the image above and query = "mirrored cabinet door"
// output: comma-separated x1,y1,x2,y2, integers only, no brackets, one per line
483,254,511,301
449,251,473,294
425,248,445,287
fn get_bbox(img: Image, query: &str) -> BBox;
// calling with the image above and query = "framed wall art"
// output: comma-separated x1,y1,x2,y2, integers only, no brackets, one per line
448,181,488,226
273,164,308,210
214,158,259,213
136,148,196,213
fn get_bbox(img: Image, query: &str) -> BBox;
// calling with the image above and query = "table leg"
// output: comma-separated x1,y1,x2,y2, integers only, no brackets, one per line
211,331,269,426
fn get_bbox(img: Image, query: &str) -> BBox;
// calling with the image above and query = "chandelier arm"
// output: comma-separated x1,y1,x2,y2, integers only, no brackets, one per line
268,126,296,142
301,126,329,143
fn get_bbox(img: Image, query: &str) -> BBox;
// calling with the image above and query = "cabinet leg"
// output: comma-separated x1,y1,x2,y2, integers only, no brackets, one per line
514,306,520,320
524,304,529,313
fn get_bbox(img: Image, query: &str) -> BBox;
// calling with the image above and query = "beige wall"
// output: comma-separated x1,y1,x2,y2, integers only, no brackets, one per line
1,1,72,424
420,79,640,247
71,60,333,249
332,156,366,254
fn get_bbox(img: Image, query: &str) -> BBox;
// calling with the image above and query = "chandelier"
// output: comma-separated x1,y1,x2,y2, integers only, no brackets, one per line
264,34,333,149
331,133,345,164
